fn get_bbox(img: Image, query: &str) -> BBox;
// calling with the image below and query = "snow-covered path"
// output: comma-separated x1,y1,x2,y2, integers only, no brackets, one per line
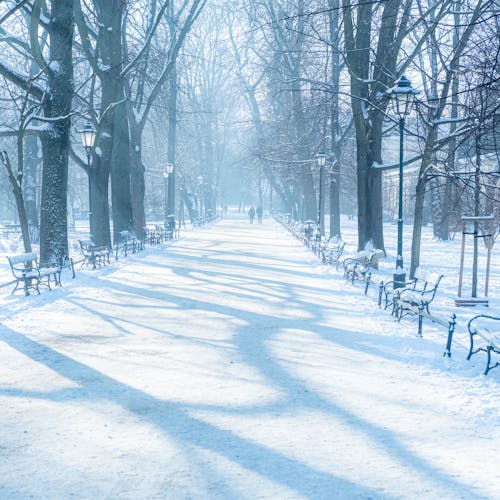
0,216,499,499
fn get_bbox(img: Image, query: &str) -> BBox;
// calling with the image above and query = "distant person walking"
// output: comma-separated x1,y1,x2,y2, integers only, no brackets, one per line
248,206,256,224
256,206,263,224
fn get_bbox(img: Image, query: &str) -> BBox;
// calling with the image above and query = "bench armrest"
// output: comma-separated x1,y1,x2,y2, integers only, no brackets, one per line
342,257,358,269
468,315,500,336
386,277,417,292
399,286,438,304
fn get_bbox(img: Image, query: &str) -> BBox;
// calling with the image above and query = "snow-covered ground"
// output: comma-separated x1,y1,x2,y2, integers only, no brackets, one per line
0,214,498,499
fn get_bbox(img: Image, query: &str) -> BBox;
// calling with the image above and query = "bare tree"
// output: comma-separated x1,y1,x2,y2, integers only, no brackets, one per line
409,0,494,276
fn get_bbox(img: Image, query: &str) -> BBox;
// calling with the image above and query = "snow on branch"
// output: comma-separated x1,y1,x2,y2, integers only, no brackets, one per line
0,0,31,26
0,59,44,100
121,0,171,77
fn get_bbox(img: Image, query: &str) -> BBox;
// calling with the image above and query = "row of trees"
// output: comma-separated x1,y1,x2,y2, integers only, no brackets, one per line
228,0,498,275
0,0,498,276
0,0,207,266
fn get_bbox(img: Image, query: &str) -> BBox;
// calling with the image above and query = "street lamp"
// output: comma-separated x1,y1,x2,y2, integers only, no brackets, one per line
79,122,97,240
163,162,174,221
386,75,420,288
316,150,327,238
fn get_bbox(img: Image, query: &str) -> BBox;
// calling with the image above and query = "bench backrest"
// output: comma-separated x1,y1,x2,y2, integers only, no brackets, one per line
8,252,37,265
118,230,137,243
468,314,500,347
351,250,370,262
7,253,39,278
343,248,384,270
79,239,94,249
413,268,443,291
367,249,385,269
326,236,344,248
354,249,384,264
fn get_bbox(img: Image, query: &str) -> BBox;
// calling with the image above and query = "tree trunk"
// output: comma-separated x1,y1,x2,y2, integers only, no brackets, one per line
328,0,341,238
23,135,40,243
167,68,177,217
130,121,146,239
1,151,32,253
39,0,74,265
92,0,133,245
410,176,426,278
167,5,177,217
86,0,123,248
111,99,134,242
91,157,111,248
181,186,196,223
343,0,386,251
410,0,484,276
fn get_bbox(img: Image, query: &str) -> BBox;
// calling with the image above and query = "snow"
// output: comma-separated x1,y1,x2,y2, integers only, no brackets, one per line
0,214,499,499
360,100,369,120
97,62,111,73
49,61,62,75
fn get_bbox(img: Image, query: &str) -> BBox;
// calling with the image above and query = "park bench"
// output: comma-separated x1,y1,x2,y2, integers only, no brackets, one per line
50,254,76,281
391,268,444,320
79,239,110,269
290,221,302,241
38,254,75,284
301,221,316,247
165,216,178,239
343,249,385,293
1,223,21,238
320,236,346,268
115,230,144,258
467,314,500,375
7,252,60,296
310,231,325,255
146,225,164,245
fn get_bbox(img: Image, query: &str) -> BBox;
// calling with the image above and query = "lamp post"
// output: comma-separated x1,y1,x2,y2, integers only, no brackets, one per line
163,162,174,222
329,156,341,239
386,75,420,288
79,122,97,240
316,150,327,238
167,161,175,217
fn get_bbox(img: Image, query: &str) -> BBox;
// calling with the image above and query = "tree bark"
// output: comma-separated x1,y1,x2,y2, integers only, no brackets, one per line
130,121,146,239
39,0,74,265
23,135,40,243
409,0,486,277
329,0,341,238
1,151,32,253
167,64,177,216
343,0,417,252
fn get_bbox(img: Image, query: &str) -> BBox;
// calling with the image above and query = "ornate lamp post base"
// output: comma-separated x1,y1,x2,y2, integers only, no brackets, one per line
393,271,406,289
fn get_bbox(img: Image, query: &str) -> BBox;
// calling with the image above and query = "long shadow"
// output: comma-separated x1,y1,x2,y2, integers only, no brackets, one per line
138,242,328,282
0,286,72,322
0,325,380,498
98,247,347,311
4,277,485,497
0,298,482,497
79,264,444,370
0,220,486,496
